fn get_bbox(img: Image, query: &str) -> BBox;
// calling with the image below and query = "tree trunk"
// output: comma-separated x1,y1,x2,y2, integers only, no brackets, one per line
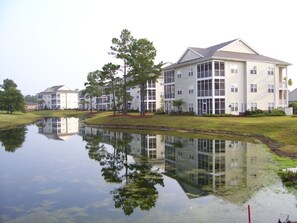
140,84,145,116
123,59,127,115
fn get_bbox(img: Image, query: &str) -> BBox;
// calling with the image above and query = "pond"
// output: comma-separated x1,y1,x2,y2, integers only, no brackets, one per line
0,117,296,223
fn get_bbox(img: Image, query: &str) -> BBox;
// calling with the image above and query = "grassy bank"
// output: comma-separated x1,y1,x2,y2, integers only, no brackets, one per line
0,110,89,129
85,112,297,158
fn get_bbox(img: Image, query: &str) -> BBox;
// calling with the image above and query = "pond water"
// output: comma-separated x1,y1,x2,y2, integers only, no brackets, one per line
0,117,296,223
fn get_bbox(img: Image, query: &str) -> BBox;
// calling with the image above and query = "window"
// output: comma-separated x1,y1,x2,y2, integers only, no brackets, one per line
250,66,257,74
250,84,257,93
164,84,175,99
188,67,194,76
164,70,175,83
231,84,238,93
268,84,274,93
214,61,225,76
215,79,225,96
177,87,182,95
197,62,212,78
189,103,194,112
231,103,238,112
189,85,194,94
268,67,274,75
268,102,274,111
231,65,238,74
251,103,257,111
177,71,182,78
215,98,225,114
197,80,212,97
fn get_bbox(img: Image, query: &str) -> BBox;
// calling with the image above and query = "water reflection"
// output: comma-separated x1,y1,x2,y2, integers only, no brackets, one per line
81,127,270,207
0,126,27,152
36,117,79,140
82,128,164,215
1,123,295,222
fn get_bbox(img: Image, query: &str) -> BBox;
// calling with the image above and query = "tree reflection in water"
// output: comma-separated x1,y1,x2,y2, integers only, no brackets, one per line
83,131,164,215
0,126,27,152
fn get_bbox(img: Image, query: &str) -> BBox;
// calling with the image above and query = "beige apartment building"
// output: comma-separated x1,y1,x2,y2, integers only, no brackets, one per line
163,39,291,115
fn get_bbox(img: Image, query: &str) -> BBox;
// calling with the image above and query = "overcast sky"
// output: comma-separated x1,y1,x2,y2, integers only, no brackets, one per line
0,0,296,95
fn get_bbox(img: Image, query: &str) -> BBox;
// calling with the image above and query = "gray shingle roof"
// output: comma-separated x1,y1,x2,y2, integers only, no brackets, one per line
163,39,291,70
38,85,77,94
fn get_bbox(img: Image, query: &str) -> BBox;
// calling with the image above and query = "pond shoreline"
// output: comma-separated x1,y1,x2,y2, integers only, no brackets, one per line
86,123,296,159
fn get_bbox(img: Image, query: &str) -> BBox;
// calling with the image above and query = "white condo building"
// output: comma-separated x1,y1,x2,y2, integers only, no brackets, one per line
163,39,291,115
37,85,78,110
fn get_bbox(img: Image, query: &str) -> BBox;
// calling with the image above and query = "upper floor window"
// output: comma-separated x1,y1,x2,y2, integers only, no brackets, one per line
189,85,194,94
231,65,238,74
188,67,194,76
214,61,225,76
250,84,257,93
215,79,225,96
177,87,182,95
177,71,182,79
164,70,175,83
250,66,257,74
231,84,238,93
268,84,274,93
268,67,274,75
197,62,212,78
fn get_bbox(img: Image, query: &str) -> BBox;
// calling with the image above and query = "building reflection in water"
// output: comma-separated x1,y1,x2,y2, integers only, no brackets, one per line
37,117,79,140
81,126,270,203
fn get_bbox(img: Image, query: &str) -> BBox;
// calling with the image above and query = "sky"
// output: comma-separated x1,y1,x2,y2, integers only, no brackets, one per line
0,0,296,95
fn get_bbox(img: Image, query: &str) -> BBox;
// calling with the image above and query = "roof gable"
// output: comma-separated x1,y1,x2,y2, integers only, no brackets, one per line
177,48,203,63
219,39,259,55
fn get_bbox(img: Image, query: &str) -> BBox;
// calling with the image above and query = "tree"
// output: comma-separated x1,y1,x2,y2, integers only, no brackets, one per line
289,102,297,114
0,79,25,113
128,38,163,116
24,95,37,103
173,99,184,113
84,71,101,113
0,79,17,90
288,78,293,87
99,63,121,115
110,29,135,115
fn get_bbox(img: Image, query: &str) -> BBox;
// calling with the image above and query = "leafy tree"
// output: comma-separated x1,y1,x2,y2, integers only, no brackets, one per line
0,79,25,113
99,63,121,115
110,29,135,115
288,78,293,87
84,71,101,113
289,102,297,114
24,95,37,103
128,38,163,116
0,79,17,90
173,99,184,113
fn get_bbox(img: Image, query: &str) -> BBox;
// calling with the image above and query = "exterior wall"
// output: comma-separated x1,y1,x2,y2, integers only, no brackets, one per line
225,60,246,115
245,61,275,112
174,65,196,112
